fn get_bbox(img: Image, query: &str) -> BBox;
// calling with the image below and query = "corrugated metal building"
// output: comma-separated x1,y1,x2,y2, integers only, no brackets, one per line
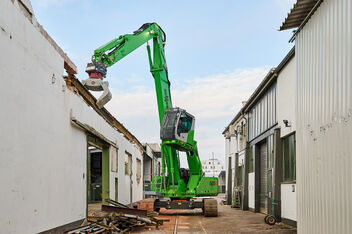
280,0,352,233
223,48,296,225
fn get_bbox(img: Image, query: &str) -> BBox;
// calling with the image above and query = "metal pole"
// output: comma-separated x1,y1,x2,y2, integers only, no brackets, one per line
212,152,215,177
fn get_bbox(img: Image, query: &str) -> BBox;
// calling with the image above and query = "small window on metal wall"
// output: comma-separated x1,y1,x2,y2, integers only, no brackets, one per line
267,135,274,192
136,158,141,181
267,135,274,169
248,146,254,173
283,133,296,181
111,146,118,172
125,152,132,176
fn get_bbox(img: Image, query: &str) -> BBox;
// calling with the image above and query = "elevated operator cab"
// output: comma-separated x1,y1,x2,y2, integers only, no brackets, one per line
160,108,195,142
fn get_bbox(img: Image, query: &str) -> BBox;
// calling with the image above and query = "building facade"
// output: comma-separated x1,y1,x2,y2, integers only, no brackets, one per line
143,143,161,198
280,0,352,233
224,113,247,207
201,158,224,177
223,48,296,225
0,1,144,232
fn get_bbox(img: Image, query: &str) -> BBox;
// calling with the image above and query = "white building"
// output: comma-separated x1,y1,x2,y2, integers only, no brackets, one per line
201,158,224,177
143,143,161,198
224,112,247,207
280,0,352,233
0,1,144,232
223,47,297,226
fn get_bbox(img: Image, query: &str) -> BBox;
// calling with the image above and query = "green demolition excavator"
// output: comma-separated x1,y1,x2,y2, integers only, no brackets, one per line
83,23,218,216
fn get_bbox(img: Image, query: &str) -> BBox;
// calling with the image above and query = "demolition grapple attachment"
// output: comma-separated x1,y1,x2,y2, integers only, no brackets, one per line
82,62,112,109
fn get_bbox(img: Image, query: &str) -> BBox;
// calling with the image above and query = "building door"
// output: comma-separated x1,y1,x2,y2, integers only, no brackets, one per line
89,148,102,203
259,141,268,213
115,178,118,202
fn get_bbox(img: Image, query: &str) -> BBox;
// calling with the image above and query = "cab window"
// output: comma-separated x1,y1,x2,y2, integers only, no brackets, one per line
177,113,193,135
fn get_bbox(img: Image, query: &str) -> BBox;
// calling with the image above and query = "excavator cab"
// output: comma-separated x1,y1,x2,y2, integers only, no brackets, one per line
160,108,195,143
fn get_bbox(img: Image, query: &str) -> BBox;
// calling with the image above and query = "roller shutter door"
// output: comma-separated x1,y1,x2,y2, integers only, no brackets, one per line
259,141,268,214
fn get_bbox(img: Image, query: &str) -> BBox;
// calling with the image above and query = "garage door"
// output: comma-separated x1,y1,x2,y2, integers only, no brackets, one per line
259,141,268,214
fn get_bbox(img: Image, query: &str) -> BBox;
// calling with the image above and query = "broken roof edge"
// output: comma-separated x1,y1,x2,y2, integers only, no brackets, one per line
279,0,324,42
222,47,295,135
279,0,319,31
65,74,144,152
17,0,78,74
37,24,77,75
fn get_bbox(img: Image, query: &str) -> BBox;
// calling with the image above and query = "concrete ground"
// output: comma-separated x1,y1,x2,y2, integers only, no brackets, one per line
134,204,297,234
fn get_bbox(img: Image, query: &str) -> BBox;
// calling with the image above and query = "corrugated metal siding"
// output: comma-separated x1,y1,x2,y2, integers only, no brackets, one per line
296,0,352,233
259,141,268,214
248,84,277,141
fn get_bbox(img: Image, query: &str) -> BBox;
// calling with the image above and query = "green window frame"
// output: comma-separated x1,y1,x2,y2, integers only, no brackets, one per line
283,133,296,182
248,146,254,173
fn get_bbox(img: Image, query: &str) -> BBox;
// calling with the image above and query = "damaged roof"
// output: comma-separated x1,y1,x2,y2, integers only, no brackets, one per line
18,0,144,150
66,75,144,151
279,0,322,31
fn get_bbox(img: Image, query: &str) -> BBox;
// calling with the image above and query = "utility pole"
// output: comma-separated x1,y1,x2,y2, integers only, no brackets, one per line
212,152,215,177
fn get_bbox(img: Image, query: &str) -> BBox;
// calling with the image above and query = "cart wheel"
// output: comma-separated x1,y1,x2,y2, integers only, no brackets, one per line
264,215,270,224
266,215,277,225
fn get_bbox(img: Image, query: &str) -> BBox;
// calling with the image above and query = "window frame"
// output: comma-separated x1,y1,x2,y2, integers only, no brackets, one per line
282,133,296,182
136,158,141,180
111,146,118,173
125,151,132,176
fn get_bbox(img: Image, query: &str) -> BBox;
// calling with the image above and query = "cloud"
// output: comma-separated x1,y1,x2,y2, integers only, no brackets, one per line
104,67,269,163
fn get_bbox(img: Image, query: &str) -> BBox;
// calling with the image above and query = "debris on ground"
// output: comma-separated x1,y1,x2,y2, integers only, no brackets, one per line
66,199,169,234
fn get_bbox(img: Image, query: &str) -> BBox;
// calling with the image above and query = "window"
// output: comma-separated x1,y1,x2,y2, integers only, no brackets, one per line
114,178,118,201
267,135,274,169
249,146,254,173
111,146,118,172
125,152,132,176
136,158,141,181
283,133,296,181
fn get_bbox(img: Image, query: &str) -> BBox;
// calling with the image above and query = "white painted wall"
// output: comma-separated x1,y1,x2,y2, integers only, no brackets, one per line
248,172,255,209
224,137,229,194
238,150,245,167
224,115,247,202
277,55,296,138
281,183,297,221
109,144,143,205
0,1,143,232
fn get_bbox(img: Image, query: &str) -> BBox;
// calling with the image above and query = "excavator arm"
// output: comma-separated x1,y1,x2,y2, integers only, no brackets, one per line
83,23,171,117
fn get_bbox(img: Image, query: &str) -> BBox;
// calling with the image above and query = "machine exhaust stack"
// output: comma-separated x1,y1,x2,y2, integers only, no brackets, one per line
82,62,112,108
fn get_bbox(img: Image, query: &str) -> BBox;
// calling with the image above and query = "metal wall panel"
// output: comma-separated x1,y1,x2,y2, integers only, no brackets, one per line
296,0,352,233
248,84,277,141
